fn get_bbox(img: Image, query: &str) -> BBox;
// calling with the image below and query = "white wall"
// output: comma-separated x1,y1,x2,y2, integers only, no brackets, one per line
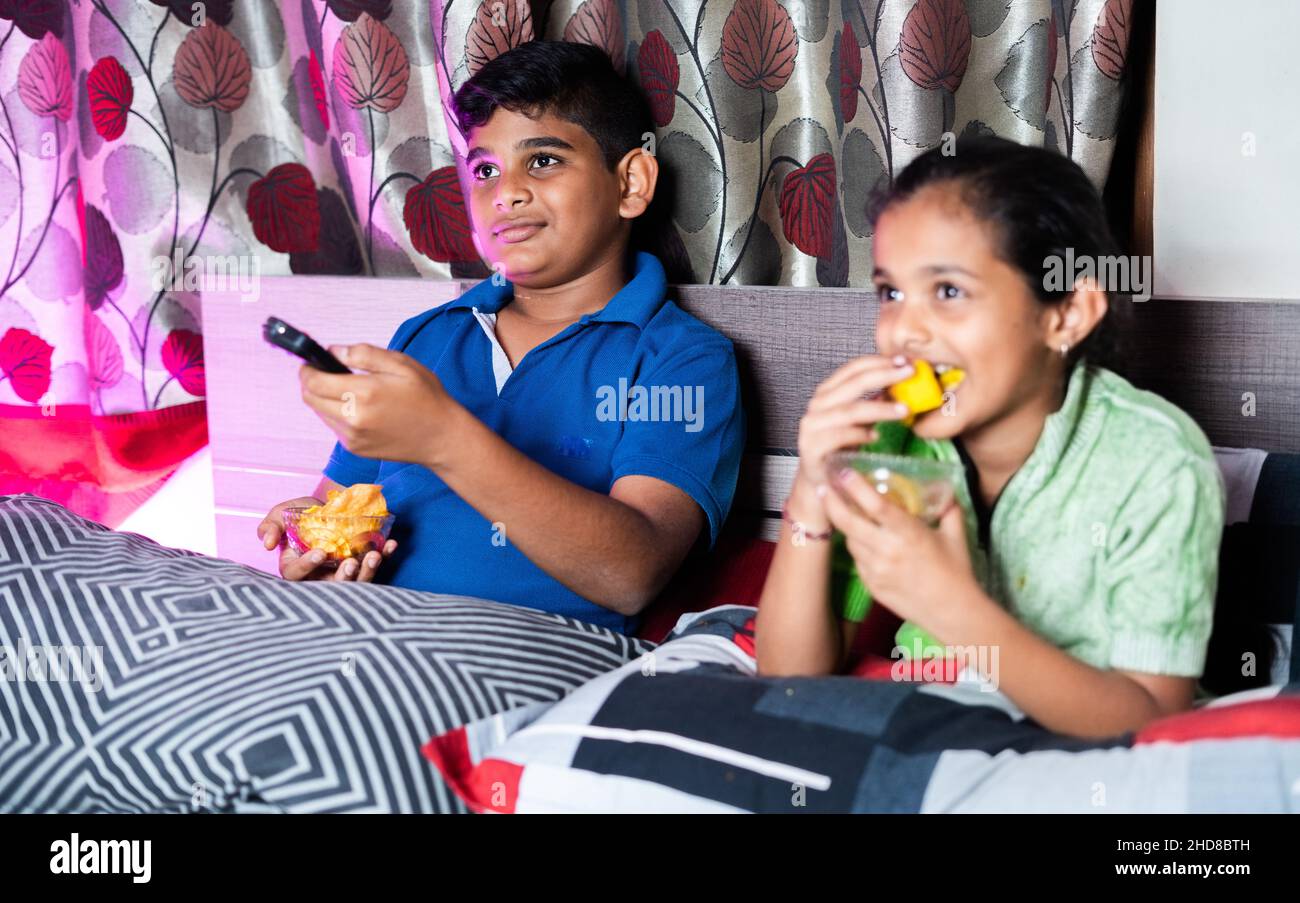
118,447,217,556
1155,0,1300,300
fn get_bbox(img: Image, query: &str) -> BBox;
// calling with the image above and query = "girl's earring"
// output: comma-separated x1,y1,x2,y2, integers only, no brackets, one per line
1059,343,1070,359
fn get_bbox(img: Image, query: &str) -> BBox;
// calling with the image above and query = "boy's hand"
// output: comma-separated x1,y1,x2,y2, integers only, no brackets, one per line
256,495,399,582
298,344,459,468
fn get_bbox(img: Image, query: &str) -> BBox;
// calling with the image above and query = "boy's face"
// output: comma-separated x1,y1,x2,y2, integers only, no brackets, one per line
464,107,640,289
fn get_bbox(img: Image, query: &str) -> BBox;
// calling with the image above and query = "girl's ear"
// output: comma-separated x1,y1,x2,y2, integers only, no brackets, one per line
1045,277,1109,353
617,146,658,220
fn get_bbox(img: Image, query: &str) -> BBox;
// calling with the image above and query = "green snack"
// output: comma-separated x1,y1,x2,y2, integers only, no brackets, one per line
893,620,948,659
830,419,947,657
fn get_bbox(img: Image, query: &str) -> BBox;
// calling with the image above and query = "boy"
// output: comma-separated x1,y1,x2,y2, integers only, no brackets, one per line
256,42,745,635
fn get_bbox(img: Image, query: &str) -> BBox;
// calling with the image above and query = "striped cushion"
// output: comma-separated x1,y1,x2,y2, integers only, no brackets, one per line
425,606,1300,814
0,495,650,813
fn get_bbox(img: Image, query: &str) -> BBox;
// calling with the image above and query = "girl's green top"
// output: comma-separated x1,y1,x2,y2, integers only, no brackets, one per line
831,363,1225,677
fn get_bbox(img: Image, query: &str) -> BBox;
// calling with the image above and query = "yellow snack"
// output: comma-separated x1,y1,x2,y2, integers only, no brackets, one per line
874,472,923,516
297,484,389,559
309,483,388,518
889,360,965,426
938,367,966,390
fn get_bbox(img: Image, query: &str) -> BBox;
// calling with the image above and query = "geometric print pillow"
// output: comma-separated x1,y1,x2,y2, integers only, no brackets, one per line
0,495,650,813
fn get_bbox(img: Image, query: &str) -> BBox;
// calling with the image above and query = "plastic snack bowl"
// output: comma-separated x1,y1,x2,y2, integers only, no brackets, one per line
825,451,962,526
281,508,396,568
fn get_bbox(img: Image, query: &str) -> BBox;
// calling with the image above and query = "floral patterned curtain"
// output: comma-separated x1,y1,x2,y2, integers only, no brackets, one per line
435,0,1135,285
0,0,1135,523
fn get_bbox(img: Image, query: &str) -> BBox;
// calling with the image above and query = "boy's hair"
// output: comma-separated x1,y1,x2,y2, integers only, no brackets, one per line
868,136,1131,376
452,41,653,171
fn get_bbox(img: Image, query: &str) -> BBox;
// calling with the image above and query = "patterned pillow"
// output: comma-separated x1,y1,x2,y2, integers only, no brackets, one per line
0,495,650,813
424,607,1300,814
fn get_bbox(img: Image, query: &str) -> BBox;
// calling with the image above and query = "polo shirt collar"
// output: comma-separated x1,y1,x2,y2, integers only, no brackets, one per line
585,252,668,328
443,251,668,328
934,362,1094,574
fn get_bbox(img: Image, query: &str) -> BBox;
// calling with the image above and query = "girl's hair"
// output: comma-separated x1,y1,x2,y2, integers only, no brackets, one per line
867,136,1131,375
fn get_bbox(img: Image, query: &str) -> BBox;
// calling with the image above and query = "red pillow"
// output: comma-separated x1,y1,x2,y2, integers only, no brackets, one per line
636,530,774,643
1136,695,1300,744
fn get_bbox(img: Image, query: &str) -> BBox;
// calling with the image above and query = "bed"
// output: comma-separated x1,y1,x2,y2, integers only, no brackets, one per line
1,276,1296,813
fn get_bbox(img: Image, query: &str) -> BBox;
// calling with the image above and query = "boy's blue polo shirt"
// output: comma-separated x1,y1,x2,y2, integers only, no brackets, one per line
322,252,745,634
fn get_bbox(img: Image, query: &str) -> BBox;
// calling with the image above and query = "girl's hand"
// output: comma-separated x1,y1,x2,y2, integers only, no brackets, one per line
821,467,977,639
794,355,914,498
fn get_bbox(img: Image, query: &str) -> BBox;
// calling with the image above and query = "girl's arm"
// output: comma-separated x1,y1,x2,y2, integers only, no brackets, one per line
754,355,918,675
754,475,857,675
939,585,1196,738
825,476,1198,738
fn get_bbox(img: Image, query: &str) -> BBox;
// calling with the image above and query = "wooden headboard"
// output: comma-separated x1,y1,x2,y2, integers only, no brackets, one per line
201,280,459,573
202,279,1300,571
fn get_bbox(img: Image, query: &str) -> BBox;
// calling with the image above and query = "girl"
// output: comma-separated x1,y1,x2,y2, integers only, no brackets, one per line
754,137,1224,739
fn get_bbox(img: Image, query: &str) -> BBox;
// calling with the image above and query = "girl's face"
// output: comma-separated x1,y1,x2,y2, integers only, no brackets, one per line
871,183,1064,441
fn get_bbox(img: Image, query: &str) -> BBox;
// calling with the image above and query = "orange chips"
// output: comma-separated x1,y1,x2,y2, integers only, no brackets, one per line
297,484,389,558
312,484,388,518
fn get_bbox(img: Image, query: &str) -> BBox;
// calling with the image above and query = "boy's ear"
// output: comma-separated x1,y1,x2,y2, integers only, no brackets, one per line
1044,276,1109,352
616,145,658,221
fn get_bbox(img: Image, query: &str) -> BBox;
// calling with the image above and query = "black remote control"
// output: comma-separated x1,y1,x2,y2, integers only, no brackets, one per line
262,317,351,374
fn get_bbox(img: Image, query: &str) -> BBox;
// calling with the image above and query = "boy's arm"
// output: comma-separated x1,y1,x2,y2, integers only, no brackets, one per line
300,344,711,614
436,409,705,613
319,477,344,494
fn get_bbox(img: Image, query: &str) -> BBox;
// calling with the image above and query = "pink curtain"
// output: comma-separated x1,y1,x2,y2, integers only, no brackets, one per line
0,0,1135,525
